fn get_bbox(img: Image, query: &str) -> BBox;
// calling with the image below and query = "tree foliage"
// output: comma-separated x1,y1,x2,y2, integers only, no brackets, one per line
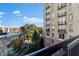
32,30,41,50
21,24,37,34
11,39,22,51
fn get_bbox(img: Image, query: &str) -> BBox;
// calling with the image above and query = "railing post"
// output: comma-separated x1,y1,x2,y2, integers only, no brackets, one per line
62,44,69,56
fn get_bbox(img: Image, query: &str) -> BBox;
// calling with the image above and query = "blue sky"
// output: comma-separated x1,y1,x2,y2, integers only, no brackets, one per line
0,3,44,28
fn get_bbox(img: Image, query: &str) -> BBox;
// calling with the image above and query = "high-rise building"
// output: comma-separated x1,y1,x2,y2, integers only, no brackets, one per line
44,3,79,45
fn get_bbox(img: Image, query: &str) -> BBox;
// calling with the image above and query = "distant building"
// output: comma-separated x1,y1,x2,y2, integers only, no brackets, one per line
8,28,21,33
0,25,8,33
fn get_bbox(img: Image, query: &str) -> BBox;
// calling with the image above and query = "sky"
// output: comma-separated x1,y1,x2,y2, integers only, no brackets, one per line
0,3,44,28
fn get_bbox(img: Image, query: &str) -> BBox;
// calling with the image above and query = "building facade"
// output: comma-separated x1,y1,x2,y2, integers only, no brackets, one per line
0,36,7,55
8,28,21,33
0,25,8,33
44,3,79,46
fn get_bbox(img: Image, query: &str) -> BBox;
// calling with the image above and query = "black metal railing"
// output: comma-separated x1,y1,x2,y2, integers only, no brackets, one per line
27,35,79,56
58,3,66,9
58,29,66,33
58,12,66,17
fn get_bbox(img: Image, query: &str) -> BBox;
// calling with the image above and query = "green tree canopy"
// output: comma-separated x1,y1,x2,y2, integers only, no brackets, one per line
32,30,41,50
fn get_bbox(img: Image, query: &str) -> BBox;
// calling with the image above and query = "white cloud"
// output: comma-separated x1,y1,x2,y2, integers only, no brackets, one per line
13,10,20,14
9,25,20,28
13,10,21,16
0,15,2,18
23,16,43,27
23,16,28,19
0,12,4,15
23,16,43,23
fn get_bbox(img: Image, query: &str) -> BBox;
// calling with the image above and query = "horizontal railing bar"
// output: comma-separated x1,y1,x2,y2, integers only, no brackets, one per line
68,38,79,49
27,35,79,56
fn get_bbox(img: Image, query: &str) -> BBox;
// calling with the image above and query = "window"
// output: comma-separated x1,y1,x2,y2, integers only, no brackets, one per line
69,14,73,21
69,3,72,12
46,32,50,36
58,10,66,17
47,8,50,13
52,13,54,18
52,27,54,31
46,28,50,32
46,17,50,21
59,34,65,39
46,23,50,26
59,25,66,29
69,24,73,32
58,3,66,9
52,33,54,37
59,17,66,21
58,17,66,24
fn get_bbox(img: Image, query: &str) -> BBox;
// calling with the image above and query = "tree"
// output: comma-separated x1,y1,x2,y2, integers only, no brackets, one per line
38,27,43,34
0,30,3,35
32,30,41,50
40,36,44,48
11,39,22,51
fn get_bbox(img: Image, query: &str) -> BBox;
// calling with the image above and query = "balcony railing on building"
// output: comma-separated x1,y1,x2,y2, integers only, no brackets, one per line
46,28,50,32
27,35,79,56
58,21,66,25
46,4,50,10
46,12,50,15
58,3,66,9
0,32,25,56
58,29,66,33
58,12,66,17
46,18,50,21
46,32,50,36
46,13,50,18
46,24,50,26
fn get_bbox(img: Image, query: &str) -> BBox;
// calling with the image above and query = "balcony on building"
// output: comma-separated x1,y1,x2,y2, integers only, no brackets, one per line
58,29,66,33
46,32,50,36
58,3,66,9
46,17,50,21
46,24,50,26
46,20,50,26
27,35,79,56
58,12,66,17
46,28,50,32
58,21,66,25
46,10,50,17
52,27,54,31
46,4,50,10
46,12,50,15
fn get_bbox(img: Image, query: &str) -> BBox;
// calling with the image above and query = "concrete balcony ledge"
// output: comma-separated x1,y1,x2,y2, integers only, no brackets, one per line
44,37,63,46
27,35,79,56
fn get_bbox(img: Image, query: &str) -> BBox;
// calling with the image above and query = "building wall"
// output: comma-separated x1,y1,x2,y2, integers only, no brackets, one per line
0,37,7,56
44,3,79,47
8,28,21,33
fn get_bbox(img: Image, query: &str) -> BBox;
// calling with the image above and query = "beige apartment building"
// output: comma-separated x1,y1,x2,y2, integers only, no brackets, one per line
44,3,79,42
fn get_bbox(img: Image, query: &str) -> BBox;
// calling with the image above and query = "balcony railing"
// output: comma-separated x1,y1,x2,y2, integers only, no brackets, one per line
58,21,66,25
46,24,50,26
27,35,79,56
46,18,50,21
46,5,50,10
58,29,66,33
46,12,50,15
58,12,66,17
46,28,50,32
0,32,25,56
58,3,66,9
